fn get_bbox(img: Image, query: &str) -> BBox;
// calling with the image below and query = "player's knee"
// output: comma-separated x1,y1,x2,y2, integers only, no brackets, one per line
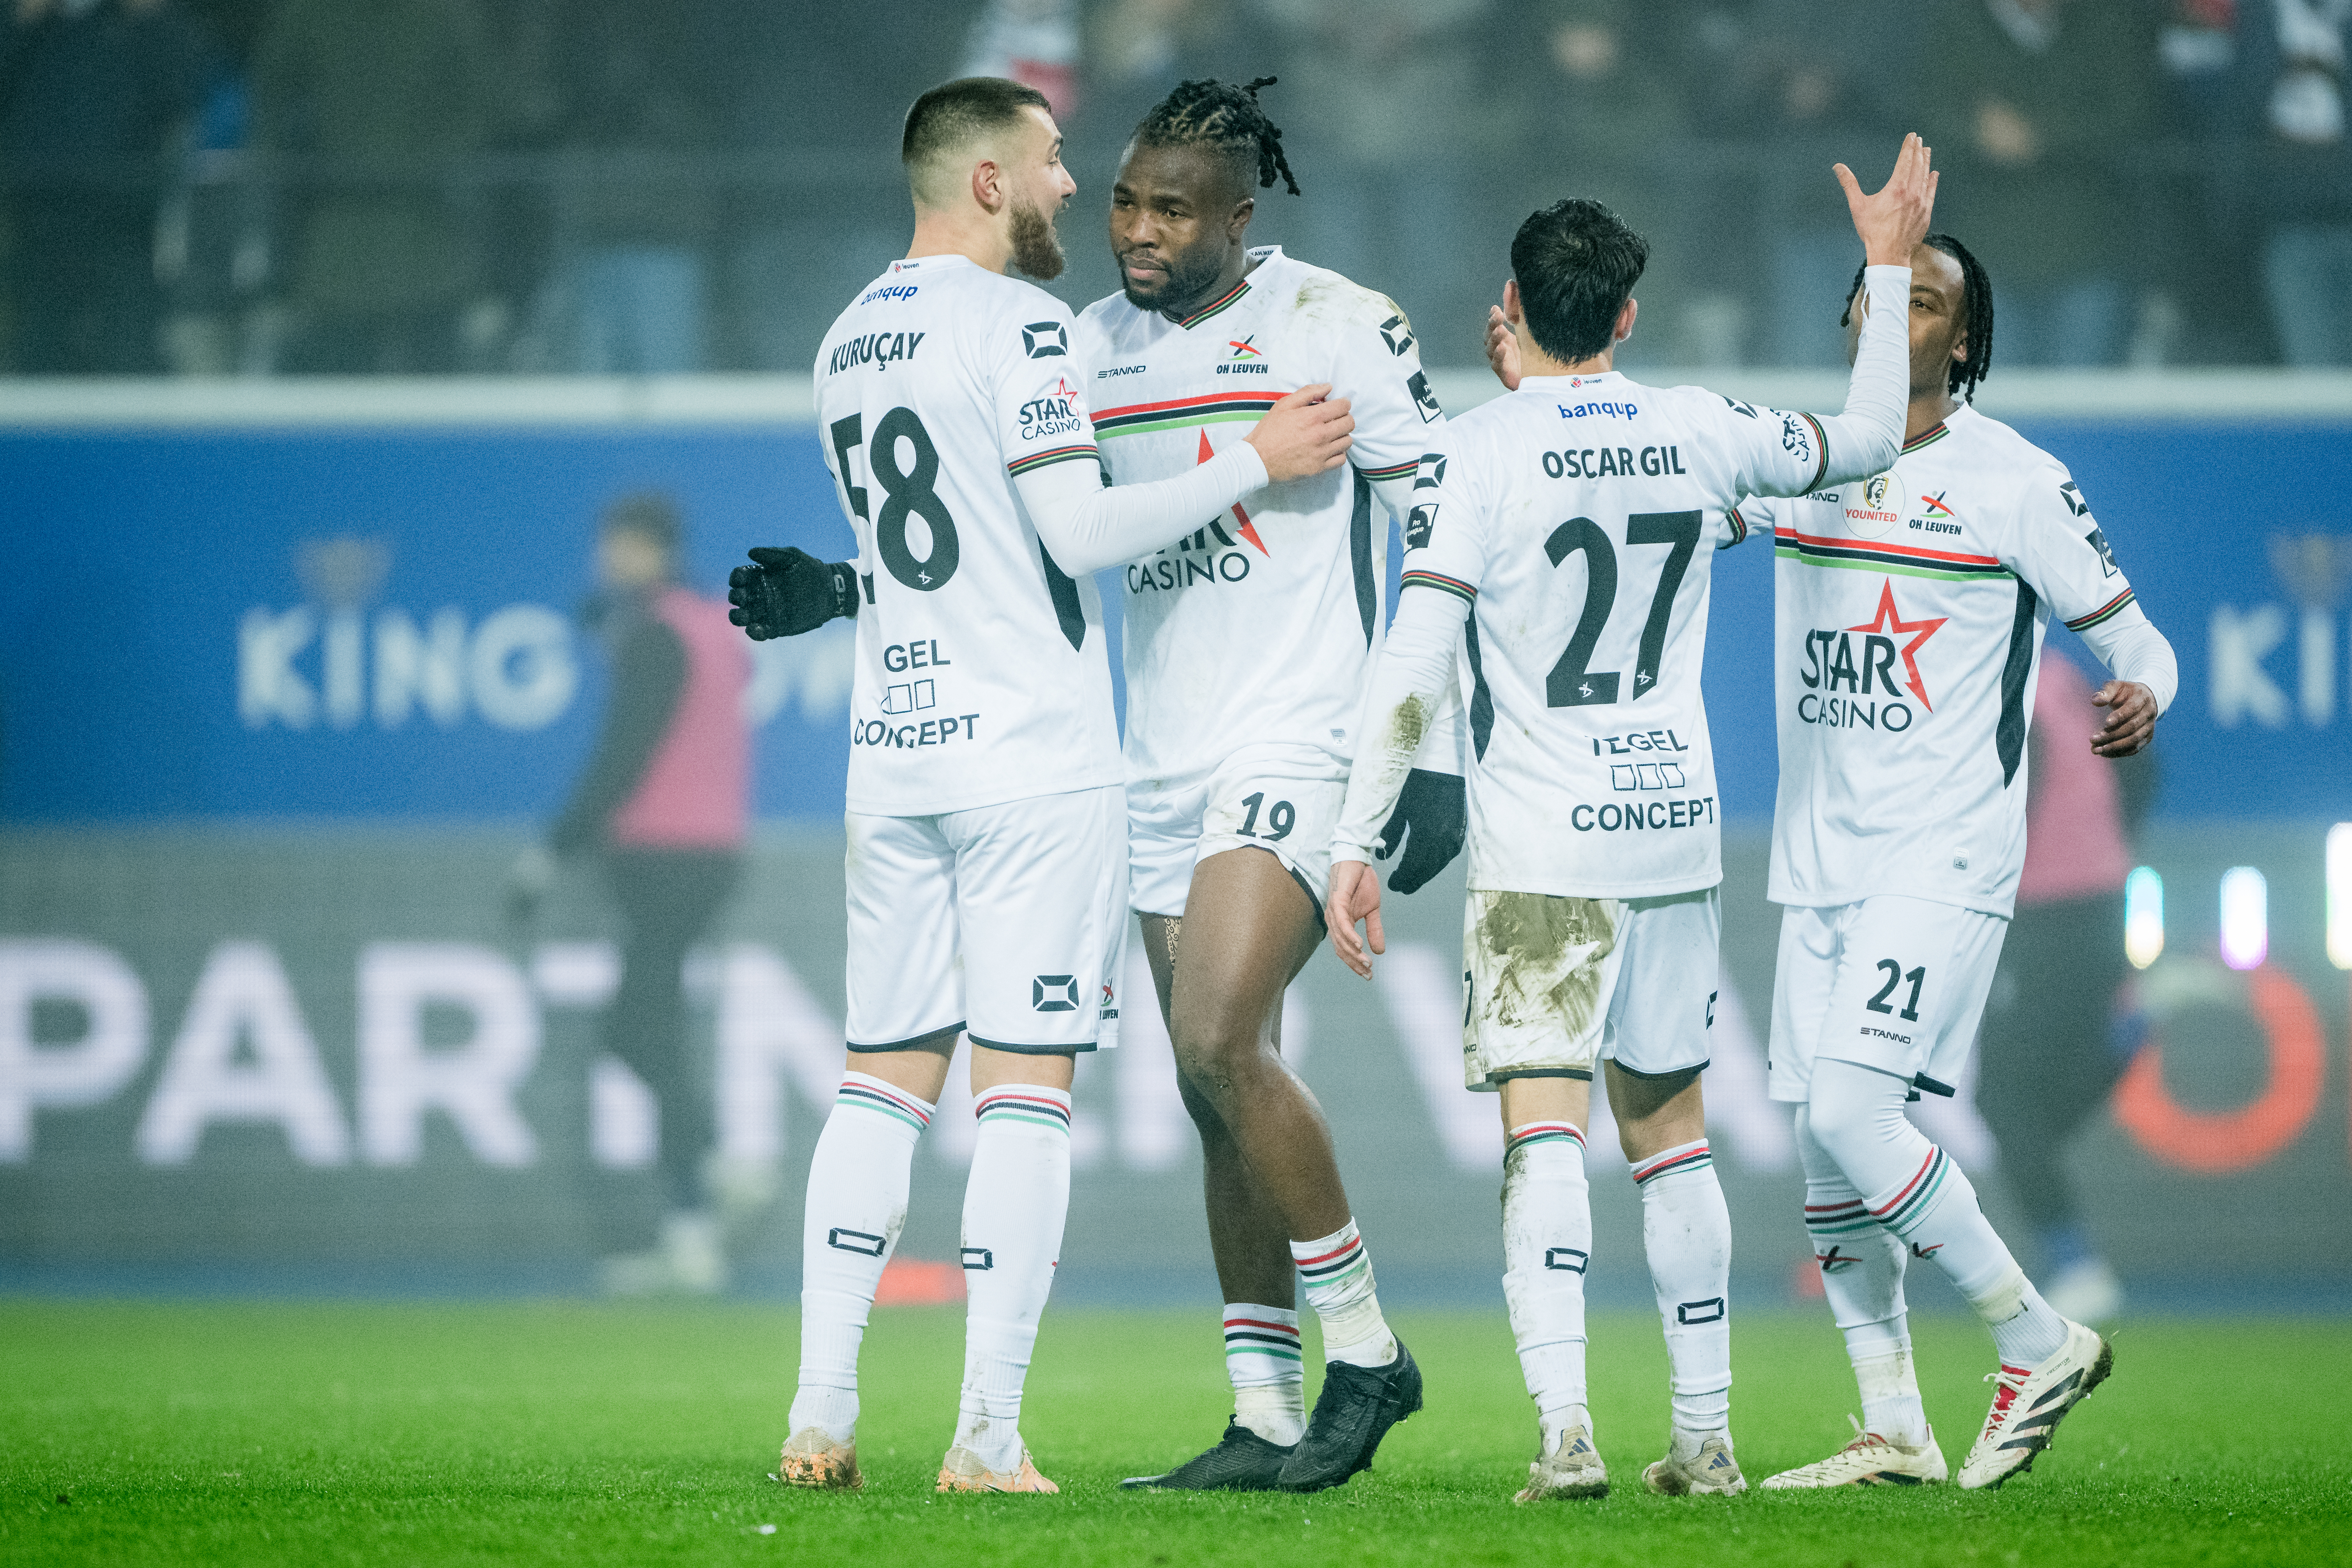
1805,1059,1909,1161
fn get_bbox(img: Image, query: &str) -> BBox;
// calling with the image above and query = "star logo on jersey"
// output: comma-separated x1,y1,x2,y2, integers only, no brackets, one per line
1227,336,1261,359
1378,313,1416,357
1020,321,1068,359
1848,579,1948,709
1197,430,1268,554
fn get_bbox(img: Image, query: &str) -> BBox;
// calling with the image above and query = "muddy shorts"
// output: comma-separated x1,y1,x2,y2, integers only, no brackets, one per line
1461,885,1720,1092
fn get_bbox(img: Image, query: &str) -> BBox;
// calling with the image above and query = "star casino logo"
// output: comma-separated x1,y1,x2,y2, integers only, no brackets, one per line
1847,579,1946,709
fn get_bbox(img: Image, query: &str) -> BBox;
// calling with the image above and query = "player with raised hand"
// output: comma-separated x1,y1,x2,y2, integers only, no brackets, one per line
1325,136,1938,1503
1071,78,1468,1495
1739,234,2175,1493
729,75,1353,1498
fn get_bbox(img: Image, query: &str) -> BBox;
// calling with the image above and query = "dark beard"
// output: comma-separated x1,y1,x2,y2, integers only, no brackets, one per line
1120,244,1229,318
1009,198,1065,281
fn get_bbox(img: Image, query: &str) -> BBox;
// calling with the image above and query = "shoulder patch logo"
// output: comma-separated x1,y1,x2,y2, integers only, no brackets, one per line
2085,526,2119,577
1413,452,1448,490
1379,313,1417,357
1021,321,1068,359
2059,479,2092,518
1406,503,1439,551
1407,370,1443,423
1721,395,1758,419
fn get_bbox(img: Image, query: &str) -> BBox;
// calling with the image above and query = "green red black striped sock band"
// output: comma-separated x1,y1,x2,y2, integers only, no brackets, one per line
1291,1232,1368,1285
974,1086,1072,1134
1505,1122,1585,1162
1223,1314,1303,1364
1803,1196,1877,1237
837,1074,933,1133
1869,1147,1952,1237
1631,1140,1713,1185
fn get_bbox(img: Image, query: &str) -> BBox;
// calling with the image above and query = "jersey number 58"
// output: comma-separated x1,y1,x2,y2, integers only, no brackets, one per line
831,408,961,592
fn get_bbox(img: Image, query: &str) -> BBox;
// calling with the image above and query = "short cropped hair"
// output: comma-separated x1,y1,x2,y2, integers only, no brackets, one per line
1509,199,1649,364
902,76,1052,208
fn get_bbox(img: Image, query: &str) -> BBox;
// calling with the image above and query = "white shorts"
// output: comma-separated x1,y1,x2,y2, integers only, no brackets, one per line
1128,743,1346,919
1461,885,1720,1092
1766,896,2010,1103
844,785,1128,1055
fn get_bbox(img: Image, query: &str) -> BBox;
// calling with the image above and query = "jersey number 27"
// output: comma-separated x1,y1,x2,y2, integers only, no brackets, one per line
1545,510,1702,708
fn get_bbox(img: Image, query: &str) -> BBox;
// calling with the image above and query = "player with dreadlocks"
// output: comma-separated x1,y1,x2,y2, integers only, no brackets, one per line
1075,77,1468,1493
1728,230,2177,1490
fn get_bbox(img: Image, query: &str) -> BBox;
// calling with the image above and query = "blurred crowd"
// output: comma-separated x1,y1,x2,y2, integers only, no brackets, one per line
3,0,2347,376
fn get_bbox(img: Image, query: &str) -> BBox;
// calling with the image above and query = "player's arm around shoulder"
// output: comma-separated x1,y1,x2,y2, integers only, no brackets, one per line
2006,455,2178,758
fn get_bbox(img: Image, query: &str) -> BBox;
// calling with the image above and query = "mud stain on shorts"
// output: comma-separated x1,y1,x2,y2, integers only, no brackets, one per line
1474,890,1616,1034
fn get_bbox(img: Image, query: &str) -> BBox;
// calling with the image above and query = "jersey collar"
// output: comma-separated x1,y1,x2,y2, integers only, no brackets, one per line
1172,246,1282,329
1518,371,1626,391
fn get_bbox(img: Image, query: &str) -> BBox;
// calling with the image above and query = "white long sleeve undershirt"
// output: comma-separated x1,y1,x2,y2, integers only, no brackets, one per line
2075,600,2178,714
1807,264,1912,492
1011,441,1269,577
1334,586,1472,864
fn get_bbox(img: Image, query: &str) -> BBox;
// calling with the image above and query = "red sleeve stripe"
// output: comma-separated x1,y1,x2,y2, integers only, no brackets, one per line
1401,569,1476,603
2065,589,2137,631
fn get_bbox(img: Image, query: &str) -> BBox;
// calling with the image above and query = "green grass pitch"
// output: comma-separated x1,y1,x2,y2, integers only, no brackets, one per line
2,1299,2345,1566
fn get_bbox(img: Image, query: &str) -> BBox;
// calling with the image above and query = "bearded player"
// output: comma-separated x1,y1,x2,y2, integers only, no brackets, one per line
1072,79,1469,1494
726,75,1352,1494
1734,233,2177,1490
1328,139,1939,1502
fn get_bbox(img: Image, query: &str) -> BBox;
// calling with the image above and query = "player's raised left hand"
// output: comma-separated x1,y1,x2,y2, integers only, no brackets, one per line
728,546,855,640
2090,679,2157,757
1325,859,1387,979
1837,131,1938,269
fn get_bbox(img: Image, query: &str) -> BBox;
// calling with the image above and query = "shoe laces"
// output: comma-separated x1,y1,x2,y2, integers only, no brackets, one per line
1839,1414,1891,1454
1980,1365,2028,1432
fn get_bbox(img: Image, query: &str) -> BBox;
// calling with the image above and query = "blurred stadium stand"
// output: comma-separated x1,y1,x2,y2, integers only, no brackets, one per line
3,0,2349,1308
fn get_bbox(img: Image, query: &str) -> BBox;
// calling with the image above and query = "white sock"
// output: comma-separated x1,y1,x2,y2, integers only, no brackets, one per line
789,1072,933,1444
1811,1061,2068,1368
952,1084,1072,1474
1633,1138,1732,1440
1795,1106,1927,1444
1502,1121,1592,1450
1291,1219,1398,1368
1224,1303,1305,1446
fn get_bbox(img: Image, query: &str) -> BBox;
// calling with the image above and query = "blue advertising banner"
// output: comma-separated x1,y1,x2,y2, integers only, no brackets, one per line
2,410,2347,824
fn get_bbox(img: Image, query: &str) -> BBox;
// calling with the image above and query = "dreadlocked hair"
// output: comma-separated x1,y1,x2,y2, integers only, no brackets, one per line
1840,233,1995,402
1133,76,1300,197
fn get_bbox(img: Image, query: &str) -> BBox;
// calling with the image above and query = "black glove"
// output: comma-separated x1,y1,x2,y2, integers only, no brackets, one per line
1374,768,1466,894
728,546,857,640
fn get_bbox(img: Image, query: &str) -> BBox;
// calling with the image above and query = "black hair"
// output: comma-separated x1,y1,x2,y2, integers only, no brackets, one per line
1132,76,1300,197
902,75,1052,183
1841,233,1994,401
1508,198,1649,363
603,492,680,552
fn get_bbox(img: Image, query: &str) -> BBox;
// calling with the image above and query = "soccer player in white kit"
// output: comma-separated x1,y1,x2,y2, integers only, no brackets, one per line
1070,79,1468,1494
724,76,1354,1495
1326,138,1940,1502
1738,234,2177,1492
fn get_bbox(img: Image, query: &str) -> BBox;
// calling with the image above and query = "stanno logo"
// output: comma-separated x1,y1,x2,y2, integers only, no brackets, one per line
1021,321,1068,359
1379,313,1416,357
1033,974,1080,1011
1413,452,1447,490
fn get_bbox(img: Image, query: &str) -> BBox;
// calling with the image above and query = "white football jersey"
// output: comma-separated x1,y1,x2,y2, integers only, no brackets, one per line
1738,404,2144,917
816,254,1121,817
1396,371,1840,898
1073,247,1443,788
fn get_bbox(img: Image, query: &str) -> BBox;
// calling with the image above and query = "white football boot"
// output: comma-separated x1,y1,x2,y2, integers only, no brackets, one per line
1642,1430,1747,1496
1760,1416,1948,1488
775,1427,864,1491
1513,1425,1610,1503
1957,1319,2114,1489
937,1445,1059,1493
